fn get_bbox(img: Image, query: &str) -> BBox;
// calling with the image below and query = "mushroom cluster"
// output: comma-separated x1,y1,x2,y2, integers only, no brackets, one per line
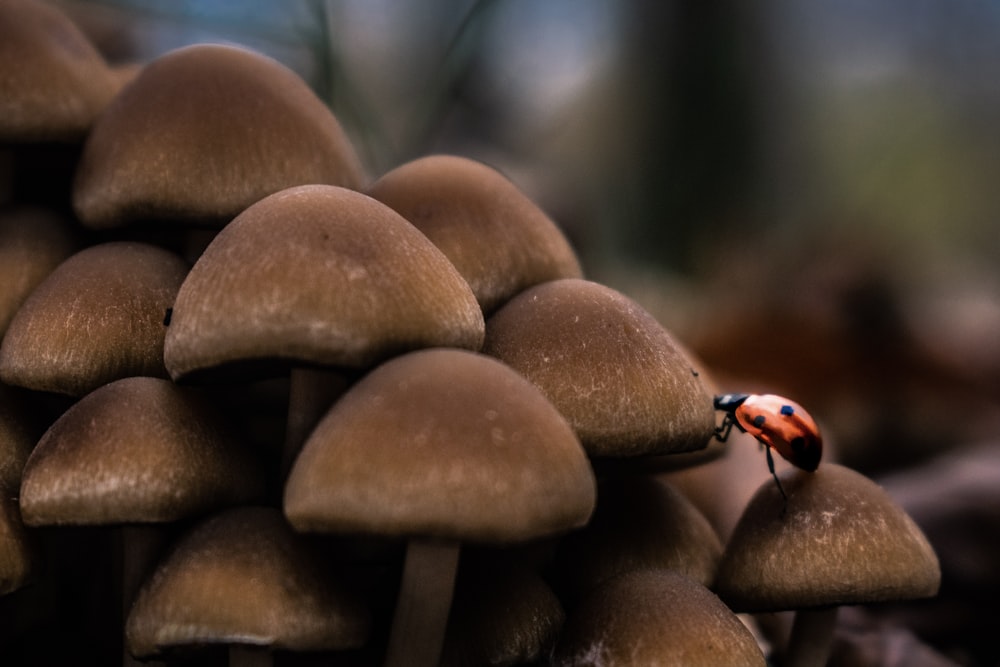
1,2,941,665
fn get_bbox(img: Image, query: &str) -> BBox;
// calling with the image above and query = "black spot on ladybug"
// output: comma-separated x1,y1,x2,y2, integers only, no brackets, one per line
780,405,795,416
163,308,173,326
752,414,766,427
790,436,805,452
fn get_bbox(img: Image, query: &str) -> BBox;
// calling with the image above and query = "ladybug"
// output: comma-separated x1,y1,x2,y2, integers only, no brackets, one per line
714,393,822,501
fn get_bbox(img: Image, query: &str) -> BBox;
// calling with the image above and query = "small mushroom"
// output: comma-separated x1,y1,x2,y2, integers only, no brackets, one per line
483,278,716,458
367,154,582,314
440,548,566,667
0,242,188,396
284,348,596,667
551,475,723,606
0,0,117,143
714,463,941,667
552,569,767,666
126,506,371,665
73,43,367,229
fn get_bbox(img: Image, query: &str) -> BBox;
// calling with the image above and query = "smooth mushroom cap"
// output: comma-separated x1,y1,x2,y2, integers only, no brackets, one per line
0,0,117,142
715,463,941,612
284,348,596,543
126,506,371,658
552,569,767,667
0,207,78,337
552,475,723,603
367,154,583,314
19,376,265,526
0,242,188,396
483,278,716,457
164,185,484,382
73,43,367,229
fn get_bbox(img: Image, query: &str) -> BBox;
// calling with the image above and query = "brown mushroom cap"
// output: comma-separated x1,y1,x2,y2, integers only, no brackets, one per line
164,185,484,382
367,154,583,314
0,242,187,396
19,376,264,526
73,43,367,229
553,569,767,666
0,0,117,142
284,348,595,543
714,463,941,612
0,206,77,337
552,475,723,603
483,278,716,458
126,506,371,658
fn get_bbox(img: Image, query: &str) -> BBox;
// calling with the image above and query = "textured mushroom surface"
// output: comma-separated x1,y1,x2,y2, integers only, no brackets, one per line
0,495,36,596
284,348,595,542
715,463,941,612
73,43,367,228
483,278,716,457
553,569,766,666
20,377,264,525
126,506,370,658
368,154,582,314
164,185,484,381
0,0,117,141
0,242,187,396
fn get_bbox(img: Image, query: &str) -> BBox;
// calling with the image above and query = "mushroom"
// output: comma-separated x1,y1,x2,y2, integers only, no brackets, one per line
0,242,188,397
19,376,266,663
551,475,723,607
439,547,566,667
284,348,596,667
552,569,767,666
0,206,77,338
714,463,941,667
0,0,117,143
126,506,371,665
73,43,368,230
482,278,716,459
163,184,485,473
367,154,582,314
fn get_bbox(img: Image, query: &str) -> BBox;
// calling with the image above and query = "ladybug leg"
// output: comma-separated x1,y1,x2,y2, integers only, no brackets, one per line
765,446,788,508
714,414,737,442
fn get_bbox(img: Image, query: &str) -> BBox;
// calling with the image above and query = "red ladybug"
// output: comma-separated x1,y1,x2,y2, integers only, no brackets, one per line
714,393,822,500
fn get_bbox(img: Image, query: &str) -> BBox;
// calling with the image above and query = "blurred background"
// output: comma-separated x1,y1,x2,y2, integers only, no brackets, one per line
27,1,1000,664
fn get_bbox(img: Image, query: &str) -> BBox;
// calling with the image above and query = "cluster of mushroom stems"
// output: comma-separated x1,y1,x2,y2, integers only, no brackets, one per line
1,1,941,665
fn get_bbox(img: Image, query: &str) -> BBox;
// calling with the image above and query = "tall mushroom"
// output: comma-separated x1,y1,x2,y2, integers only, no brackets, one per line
367,154,582,314
0,242,188,397
73,43,367,230
163,184,484,473
483,278,716,459
714,463,941,667
284,348,596,667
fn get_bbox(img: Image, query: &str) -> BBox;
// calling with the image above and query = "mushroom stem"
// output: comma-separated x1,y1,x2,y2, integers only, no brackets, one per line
782,606,838,667
384,538,461,667
282,367,349,480
229,645,273,667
